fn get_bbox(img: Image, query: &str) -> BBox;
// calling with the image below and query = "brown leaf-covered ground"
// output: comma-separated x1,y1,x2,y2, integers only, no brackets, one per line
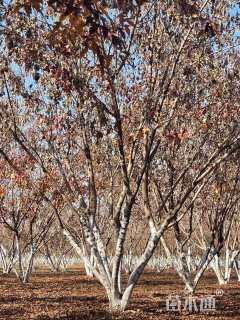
0,266,239,320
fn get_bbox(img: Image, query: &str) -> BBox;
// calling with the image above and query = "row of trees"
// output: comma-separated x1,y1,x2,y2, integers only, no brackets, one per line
0,186,239,287
0,0,240,311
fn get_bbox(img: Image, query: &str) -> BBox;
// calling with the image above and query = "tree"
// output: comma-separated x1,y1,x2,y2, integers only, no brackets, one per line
0,152,55,283
0,0,240,311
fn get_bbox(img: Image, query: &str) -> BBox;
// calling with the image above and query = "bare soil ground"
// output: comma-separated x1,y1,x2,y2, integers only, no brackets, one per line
0,267,239,320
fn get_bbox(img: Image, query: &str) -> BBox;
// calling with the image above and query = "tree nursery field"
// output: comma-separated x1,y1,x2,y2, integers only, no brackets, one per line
0,267,239,320
0,0,240,319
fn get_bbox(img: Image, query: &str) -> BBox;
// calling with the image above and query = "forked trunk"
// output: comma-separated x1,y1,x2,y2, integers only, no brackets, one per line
14,238,35,284
211,250,239,285
211,255,227,284
175,257,195,293
224,250,240,283
108,232,161,311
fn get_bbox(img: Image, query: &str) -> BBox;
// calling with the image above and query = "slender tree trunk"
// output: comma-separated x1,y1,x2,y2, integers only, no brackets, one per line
211,255,227,285
23,249,35,283
0,246,8,273
225,250,240,283
187,246,192,272
234,259,240,281
118,260,122,294
15,235,24,282
224,249,230,282
44,243,60,272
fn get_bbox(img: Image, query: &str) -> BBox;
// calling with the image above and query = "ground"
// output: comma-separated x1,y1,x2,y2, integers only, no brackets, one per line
0,267,239,320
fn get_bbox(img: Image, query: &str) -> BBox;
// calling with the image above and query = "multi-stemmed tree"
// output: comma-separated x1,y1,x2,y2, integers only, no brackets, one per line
0,0,239,311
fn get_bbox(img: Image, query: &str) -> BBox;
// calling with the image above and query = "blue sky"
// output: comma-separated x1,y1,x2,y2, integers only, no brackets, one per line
6,1,240,96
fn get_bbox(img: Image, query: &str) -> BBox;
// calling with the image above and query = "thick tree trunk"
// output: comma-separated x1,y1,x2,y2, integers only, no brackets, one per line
108,295,123,312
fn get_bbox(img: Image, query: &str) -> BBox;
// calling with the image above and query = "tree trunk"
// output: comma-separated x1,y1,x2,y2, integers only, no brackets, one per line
0,245,12,274
108,295,123,312
15,235,24,282
23,250,35,283
116,232,160,311
118,260,122,294
83,256,94,277
186,246,192,272
43,243,61,272
234,259,240,281
211,255,227,285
